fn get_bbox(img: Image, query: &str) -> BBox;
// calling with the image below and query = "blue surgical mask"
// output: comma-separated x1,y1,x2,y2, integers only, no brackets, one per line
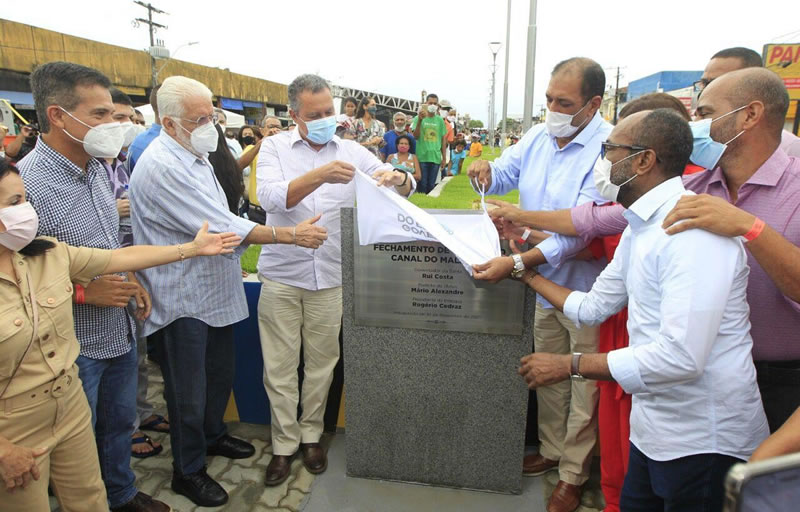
303,115,336,145
689,105,747,170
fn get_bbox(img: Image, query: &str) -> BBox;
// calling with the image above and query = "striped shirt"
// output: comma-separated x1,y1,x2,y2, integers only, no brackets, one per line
129,131,257,336
18,138,134,360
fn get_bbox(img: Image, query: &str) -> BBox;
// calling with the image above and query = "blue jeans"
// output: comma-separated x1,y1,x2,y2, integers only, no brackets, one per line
620,442,742,512
418,161,440,194
150,318,234,476
76,340,139,508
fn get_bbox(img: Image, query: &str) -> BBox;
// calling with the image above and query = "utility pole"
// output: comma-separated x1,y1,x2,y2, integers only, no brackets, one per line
133,1,168,87
522,0,538,131
500,0,512,150
489,42,501,148
612,66,621,124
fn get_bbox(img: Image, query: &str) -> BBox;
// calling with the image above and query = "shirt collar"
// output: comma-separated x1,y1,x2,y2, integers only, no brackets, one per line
707,146,791,188
158,130,209,168
551,111,605,149
33,136,104,178
626,176,686,223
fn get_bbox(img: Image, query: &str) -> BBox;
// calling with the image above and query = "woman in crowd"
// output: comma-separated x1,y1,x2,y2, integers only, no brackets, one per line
337,96,358,140
0,157,239,511
208,124,246,215
349,96,385,157
384,135,420,183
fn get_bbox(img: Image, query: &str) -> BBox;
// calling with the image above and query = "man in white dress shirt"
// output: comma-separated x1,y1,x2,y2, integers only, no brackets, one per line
255,74,414,486
512,109,769,512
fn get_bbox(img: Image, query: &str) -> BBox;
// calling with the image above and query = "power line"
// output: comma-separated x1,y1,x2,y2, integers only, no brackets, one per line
132,1,168,87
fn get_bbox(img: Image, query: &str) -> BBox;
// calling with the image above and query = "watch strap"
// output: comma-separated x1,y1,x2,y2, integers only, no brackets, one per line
571,352,583,378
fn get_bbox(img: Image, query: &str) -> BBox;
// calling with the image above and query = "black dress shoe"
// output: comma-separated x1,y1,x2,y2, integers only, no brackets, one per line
111,492,171,512
206,435,256,459
301,442,328,474
171,467,228,507
265,454,293,487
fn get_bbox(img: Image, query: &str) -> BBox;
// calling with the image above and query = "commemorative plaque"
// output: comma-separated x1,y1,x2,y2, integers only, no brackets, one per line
353,211,525,336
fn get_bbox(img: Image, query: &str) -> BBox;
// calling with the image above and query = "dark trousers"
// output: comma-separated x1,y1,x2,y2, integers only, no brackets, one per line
418,162,439,194
620,442,741,512
323,324,345,432
755,360,800,432
151,318,235,476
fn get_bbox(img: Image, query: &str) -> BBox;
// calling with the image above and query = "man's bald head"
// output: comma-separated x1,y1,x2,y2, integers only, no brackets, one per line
551,57,606,103
703,68,789,137
626,109,693,178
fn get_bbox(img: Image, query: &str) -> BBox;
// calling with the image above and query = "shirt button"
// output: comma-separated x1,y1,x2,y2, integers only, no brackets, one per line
66,285,72,292
47,297,55,304
59,369,65,376
48,351,56,358
14,318,23,326
42,334,50,341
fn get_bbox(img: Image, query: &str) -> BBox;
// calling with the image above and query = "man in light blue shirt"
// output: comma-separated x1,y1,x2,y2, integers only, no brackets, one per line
516,109,768,512
126,85,161,173
468,57,612,510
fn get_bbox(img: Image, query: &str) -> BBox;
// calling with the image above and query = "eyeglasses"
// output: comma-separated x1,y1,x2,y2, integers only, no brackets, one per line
182,114,219,126
601,142,649,159
692,78,713,95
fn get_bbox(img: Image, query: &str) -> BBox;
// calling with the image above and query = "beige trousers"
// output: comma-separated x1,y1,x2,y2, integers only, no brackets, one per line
257,276,342,455
0,366,108,512
534,302,599,486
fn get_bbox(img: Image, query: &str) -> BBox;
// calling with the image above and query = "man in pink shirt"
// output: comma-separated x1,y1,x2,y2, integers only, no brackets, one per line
485,67,800,434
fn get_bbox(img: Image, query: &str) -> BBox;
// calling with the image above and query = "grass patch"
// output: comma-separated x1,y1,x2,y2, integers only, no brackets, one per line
241,244,261,274
241,145,515,271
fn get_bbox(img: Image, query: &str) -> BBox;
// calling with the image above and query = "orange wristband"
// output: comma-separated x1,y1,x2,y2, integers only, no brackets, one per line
743,218,765,242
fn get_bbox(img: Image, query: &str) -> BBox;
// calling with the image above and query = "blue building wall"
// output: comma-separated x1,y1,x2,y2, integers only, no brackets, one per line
627,71,703,100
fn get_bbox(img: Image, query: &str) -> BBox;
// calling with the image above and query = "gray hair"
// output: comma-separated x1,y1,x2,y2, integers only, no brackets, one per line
393,111,407,120
288,74,330,112
157,76,213,123
260,115,280,128
214,107,227,122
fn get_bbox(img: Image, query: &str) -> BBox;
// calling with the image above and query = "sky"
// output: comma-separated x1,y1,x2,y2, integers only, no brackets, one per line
3,0,800,125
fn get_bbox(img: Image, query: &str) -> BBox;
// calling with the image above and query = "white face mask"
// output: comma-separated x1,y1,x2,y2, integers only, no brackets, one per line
427,104,438,114
545,102,590,138
176,120,219,155
120,122,137,148
60,107,125,159
0,202,39,251
592,152,643,203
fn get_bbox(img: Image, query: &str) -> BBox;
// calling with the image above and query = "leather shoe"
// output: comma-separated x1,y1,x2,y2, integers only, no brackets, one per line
523,453,559,476
301,442,328,474
265,454,294,486
547,480,581,512
111,492,171,512
207,435,255,459
171,467,228,507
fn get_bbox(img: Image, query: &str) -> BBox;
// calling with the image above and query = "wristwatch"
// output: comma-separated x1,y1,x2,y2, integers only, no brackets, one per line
570,352,585,380
511,254,525,279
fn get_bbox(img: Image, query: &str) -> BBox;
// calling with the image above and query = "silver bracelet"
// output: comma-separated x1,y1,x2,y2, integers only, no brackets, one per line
271,225,277,244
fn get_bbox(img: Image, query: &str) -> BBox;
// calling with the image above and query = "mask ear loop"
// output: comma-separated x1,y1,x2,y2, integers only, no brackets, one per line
479,182,488,213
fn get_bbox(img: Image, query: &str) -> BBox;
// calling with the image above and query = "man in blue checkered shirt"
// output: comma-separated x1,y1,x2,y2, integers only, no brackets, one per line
18,62,168,512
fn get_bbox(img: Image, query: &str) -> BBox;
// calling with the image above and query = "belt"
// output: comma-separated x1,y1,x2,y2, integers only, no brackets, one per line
249,204,265,214
1,365,78,413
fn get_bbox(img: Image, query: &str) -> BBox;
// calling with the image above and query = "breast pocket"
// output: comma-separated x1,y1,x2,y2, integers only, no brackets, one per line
0,304,28,378
35,277,76,341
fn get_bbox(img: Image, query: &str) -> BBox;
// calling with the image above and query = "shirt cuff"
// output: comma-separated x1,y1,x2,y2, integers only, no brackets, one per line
563,291,587,328
607,347,648,395
227,215,257,243
260,180,293,213
537,236,563,268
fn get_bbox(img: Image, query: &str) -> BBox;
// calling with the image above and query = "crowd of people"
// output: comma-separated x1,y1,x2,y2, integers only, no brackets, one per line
0,43,799,512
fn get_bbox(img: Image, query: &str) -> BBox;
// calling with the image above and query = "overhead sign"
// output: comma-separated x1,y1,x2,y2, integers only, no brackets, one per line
763,44,800,100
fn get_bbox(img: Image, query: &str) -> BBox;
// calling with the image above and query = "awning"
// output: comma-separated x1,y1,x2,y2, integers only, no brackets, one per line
0,90,34,105
220,97,263,110
115,85,148,97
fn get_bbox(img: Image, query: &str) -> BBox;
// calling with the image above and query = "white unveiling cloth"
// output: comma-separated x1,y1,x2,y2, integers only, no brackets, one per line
354,169,500,275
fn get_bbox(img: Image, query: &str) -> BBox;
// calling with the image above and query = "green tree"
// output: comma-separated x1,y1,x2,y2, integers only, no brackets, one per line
496,117,522,134
468,119,484,128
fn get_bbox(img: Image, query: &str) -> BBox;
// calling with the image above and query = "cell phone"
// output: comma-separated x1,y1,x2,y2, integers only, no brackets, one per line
723,452,800,511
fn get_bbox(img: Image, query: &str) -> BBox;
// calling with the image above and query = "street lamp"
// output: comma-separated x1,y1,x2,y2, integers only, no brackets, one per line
488,41,502,148
155,41,199,82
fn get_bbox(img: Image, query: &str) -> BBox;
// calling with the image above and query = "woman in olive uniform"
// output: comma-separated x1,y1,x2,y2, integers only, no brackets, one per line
0,158,240,512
